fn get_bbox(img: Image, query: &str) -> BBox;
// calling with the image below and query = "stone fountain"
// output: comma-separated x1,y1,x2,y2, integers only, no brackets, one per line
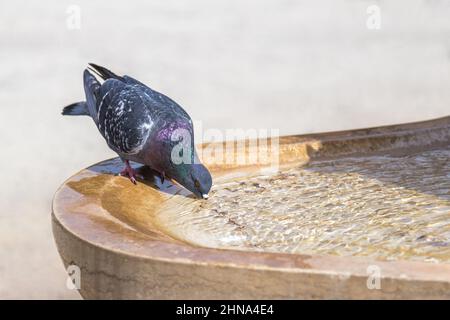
52,116,450,299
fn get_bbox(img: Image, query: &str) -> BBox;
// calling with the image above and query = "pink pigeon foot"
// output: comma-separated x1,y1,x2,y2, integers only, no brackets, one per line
119,160,137,185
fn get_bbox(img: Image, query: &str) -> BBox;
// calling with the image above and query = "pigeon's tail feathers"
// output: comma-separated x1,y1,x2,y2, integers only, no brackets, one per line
62,70,99,118
62,102,89,116
88,63,124,81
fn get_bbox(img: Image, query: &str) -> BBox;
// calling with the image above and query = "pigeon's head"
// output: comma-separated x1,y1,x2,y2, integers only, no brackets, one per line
172,163,212,199
154,120,212,198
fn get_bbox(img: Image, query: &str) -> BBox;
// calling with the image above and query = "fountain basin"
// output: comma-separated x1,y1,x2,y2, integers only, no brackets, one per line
52,116,450,299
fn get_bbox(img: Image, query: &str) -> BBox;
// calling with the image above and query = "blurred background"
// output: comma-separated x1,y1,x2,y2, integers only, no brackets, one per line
0,0,449,299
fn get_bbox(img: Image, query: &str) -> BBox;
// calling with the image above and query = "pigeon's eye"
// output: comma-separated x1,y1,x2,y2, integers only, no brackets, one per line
194,180,200,189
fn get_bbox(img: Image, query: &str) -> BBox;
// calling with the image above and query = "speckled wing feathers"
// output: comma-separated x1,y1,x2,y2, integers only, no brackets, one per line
122,75,192,123
96,79,154,155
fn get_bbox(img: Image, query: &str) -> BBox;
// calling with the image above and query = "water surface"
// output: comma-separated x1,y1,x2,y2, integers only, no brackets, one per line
159,148,450,263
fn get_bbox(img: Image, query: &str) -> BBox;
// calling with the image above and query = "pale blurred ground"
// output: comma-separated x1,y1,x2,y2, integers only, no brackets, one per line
0,0,449,299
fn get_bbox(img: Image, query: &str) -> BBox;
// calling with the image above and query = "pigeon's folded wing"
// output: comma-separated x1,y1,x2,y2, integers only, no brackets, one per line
122,75,192,122
97,82,154,155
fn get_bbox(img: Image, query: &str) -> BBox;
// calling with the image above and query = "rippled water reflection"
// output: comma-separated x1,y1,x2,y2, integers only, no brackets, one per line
161,148,450,263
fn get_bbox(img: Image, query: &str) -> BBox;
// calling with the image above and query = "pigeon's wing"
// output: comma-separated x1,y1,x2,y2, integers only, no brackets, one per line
82,69,101,121
87,64,192,122
96,80,154,155
89,78,123,121
122,75,192,122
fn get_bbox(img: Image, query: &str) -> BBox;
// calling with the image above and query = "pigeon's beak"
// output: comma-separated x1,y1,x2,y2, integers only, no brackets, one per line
202,194,209,200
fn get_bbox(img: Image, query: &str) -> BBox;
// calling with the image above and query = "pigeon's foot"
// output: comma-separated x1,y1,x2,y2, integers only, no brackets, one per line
119,160,137,185
160,171,166,184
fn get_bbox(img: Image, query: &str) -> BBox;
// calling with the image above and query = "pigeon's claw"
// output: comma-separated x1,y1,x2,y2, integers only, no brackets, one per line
120,160,137,185
129,175,137,185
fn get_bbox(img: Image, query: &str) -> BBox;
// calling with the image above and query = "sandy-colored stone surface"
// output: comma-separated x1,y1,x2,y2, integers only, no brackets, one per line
52,118,450,299
1,0,450,298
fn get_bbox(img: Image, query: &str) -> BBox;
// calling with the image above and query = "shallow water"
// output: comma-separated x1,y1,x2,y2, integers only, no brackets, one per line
160,148,450,263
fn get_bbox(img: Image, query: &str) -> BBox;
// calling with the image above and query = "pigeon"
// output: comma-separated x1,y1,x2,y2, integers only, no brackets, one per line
62,63,212,199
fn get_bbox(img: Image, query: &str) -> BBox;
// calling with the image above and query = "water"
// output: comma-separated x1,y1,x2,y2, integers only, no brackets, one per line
159,148,450,263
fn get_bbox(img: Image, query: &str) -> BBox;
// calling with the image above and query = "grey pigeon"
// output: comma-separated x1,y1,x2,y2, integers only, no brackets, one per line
62,63,212,199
